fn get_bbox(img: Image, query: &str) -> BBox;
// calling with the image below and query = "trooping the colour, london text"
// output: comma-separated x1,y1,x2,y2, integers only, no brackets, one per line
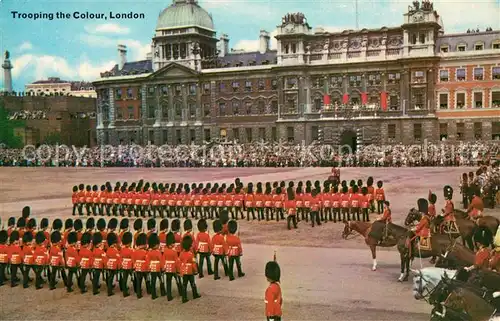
10,11,145,20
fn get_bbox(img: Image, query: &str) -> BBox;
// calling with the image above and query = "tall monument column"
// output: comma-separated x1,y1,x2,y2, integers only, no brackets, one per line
2,50,13,93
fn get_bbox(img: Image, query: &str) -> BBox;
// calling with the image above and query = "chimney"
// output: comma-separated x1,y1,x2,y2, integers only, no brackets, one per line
259,30,270,54
118,44,127,70
219,34,229,57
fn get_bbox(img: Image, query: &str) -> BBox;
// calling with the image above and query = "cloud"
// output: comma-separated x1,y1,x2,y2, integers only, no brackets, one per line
232,30,279,51
84,23,130,35
80,34,150,61
11,54,116,82
18,42,33,52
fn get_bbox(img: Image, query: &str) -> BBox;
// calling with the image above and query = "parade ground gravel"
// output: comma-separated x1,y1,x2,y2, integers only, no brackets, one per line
1,166,499,320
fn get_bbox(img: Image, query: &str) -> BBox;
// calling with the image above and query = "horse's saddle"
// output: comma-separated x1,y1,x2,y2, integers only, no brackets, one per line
442,221,459,234
418,236,432,251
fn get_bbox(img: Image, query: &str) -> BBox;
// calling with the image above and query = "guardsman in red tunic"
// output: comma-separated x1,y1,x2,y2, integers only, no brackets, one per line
309,189,322,227
78,232,93,293
212,220,229,280
340,186,350,222
179,234,201,303
7,217,15,237
73,219,84,250
273,187,285,222
21,231,35,288
182,219,197,255
98,185,106,216
62,218,73,247
366,177,375,213
85,185,93,215
465,228,492,272
163,232,182,301
413,198,431,242
350,186,361,221
72,185,79,216
91,233,106,295
126,186,135,217
65,231,80,292
265,259,283,321
48,231,66,290
158,219,169,253
119,232,134,297
245,183,256,221
133,219,143,246
97,218,107,248
105,233,121,296
171,219,182,254
284,187,297,230
146,233,165,300
226,220,245,281
468,188,485,221
193,188,203,219
330,186,340,223
92,185,100,216
321,186,332,222
146,218,156,239
85,217,95,236
32,231,48,289
375,180,385,214
428,192,437,218
40,218,50,248
105,185,114,216
133,233,149,299
233,187,245,220
118,218,129,245
9,231,23,287
196,219,213,278
0,230,8,286
264,187,273,221
119,185,128,217
77,183,85,216
360,187,370,222
255,183,265,221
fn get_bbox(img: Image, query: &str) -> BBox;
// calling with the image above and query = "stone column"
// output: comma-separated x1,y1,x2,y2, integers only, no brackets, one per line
277,41,282,64
182,84,188,121
168,86,174,123
108,88,115,128
154,86,161,127
141,85,147,121
426,68,435,113
305,76,311,114
401,70,409,114
277,77,283,119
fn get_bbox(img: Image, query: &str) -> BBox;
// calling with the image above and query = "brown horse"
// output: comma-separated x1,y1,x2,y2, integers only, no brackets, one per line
437,241,475,269
454,209,499,237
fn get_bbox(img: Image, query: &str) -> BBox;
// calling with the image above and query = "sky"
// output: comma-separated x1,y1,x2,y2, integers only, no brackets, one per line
0,0,499,92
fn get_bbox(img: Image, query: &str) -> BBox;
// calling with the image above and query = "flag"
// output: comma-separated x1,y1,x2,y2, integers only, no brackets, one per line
361,92,368,105
323,79,330,107
380,91,387,111
342,93,349,104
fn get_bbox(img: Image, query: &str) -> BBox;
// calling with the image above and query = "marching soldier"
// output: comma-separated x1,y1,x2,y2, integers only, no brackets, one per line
0,230,8,286
132,233,149,299
85,217,95,235
97,218,107,247
360,187,370,222
183,219,197,254
119,231,134,297
21,231,35,288
265,254,283,321
119,218,129,244
77,184,85,216
91,233,106,295
196,219,213,278
366,177,375,213
40,218,50,248
158,219,169,253
65,231,80,292
226,220,245,281
428,192,437,218
105,233,121,296
468,187,485,221
62,218,73,246
211,219,228,280
179,234,201,303
440,186,457,232
146,233,165,300
375,180,385,214
309,189,322,227
350,186,361,222
33,231,48,289
465,228,492,271
284,187,297,230
163,232,182,301
72,186,79,216
9,231,23,287
146,218,156,238
48,231,66,290
78,232,93,293
133,219,143,245
7,217,16,237
171,219,182,254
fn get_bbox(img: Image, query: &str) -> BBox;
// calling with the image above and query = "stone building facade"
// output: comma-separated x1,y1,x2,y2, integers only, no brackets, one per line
93,0,500,149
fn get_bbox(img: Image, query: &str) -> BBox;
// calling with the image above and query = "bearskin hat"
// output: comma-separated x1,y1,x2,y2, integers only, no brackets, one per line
73,185,78,192
219,210,229,224
352,186,359,193
50,231,61,244
23,231,33,244
122,232,132,246
361,187,368,195
443,185,453,199
107,233,118,247
367,177,374,187
74,219,83,232
67,231,77,245
474,227,493,247
97,218,106,231
17,217,26,228
27,218,36,230
228,220,238,234
136,233,147,247
148,233,159,248
81,232,92,246
171,219,180,232
197,219,207,232
40,218,49,229
133,219,143,231
120,218,129,230
108,218,118,230
417,198,429,214
182,234,193,251
9,230,19,243
93,185,98,191
265,261,281,283
341,180,347,187
92,232,103,245
79,183,85,190
305,186,311,193
64,218,73,230
311,189,318,197
377,180,383,188
8,217,15,227
429,193,437,204
357,179,363,187
384,201,391,206
22,206,31,219
213,219,222,233
287,188,295,200
166,232,175,246
342,186,348,193
0,230,8,244
35,231,45,245
53,218,62,230
86,218,95,230
147,218,156,231
159,219,169,232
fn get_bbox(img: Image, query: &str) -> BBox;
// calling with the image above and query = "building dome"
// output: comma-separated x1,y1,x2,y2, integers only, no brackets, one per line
156,0,214,31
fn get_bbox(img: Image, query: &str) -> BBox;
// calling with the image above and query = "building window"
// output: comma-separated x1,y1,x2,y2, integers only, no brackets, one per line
246,128,253,142
258,80,265,91
286,78,297,89
456,68,466,81
349,75,362,87
439,123,448,140
412,90,425,109
439,93,448,109
127,88,133,98
189,103,196,118
245,81,252,92
313,98,322,112
492,122,500,140
474,92,483,108
162,130,168,144
413,123,422,141
204,129,211,141
287,127,294,143
456,122,465,140
389,95,399,110
493,41,500,49
219,102,226,116
203,103,211,117
413,71,425,83
233,128,239,142
474,68,484,80
175,85,182,96
232,81,239,92
272,127,277,142
176,129,182,144
286,97,296,113
475,43,484,51
259,128,265,141
474,122,482,139
388,73,400,84
439,70,449,82
411,34,417,45
162,103,169,119
189,84,196,95
271,100,278,114
117,108,123,119
116,88,122,100
175,103,182,119
440,45,449,53
388,124,396,139
128,106,134,119
161,86,168,96
245,101,252,115
456,92,466,109
219,82,225,92
149,130,154,144
190,129,195,143
232,101,240,115
492,91,500,108
148,105,155,119
492,67,500,80
271,80,278,90
311,126,319,141
457,44,466,51
419,33,425,44
203,83,210,94
257,100,265,114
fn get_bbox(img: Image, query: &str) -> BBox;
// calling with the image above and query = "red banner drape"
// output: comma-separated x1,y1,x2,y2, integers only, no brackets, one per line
323,94,330,106
361,92,368,105
342,93,349,104
380,91,387,111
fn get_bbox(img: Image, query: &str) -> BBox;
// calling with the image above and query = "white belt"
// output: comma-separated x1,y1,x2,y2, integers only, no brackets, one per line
165,260,175,263
264,300,279,303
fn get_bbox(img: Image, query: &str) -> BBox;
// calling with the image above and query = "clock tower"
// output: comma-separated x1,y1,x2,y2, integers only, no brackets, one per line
402,0,442,57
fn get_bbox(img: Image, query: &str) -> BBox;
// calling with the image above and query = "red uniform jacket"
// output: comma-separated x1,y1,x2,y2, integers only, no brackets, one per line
79,247,93,269
468,196,484,218
309,196,321,212
159,232,167,252
65,245,80,268
272,193,284,208
331,193,340,208
22,245,35,265
284,200,296,215
367,186,375,202
183,231,197,255
360,194,369,209
0,244,7,264
233,193,244,207
226,234,243,257
120,246,134,270
146,249,164,272
196,232,211,253
415,215,431,237
245,193,255,207
350,193,360,208
340,193,350,208
33,245,48,266
132,248,148,272
72,192,79,205
265,282,283,317
49,244,64,267
174,232,182,253
475,248,491,269
321,193,332,208
77,190,85,203
254,193,264,208
428,204,436,217
9,244,23,265
106,247,121,270
381,208,392,223
92,247,106,269
163,247,180,273
375,188,385,201
179,250,198,275
211,233,227,256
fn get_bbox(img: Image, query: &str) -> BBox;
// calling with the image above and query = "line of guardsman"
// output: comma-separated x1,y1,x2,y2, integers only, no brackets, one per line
71,177,387,229
0,209,245,302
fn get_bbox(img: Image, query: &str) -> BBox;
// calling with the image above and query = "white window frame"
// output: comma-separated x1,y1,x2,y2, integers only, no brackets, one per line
439,68,449,82
490,86,500,109
438,91,449,109
457,43,467,52
440,45,449,53
493,40,500,49
491,66,500,80
473,67,484,81
472,89,484,108
456,67,466,81
455,90,467,109
474,42,484,51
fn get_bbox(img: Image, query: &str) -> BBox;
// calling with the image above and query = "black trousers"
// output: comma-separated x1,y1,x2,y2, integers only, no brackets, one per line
22,265,32,288
150,272,165,299
377,200,384,214
213,255,228,278
92,269,102,294
182,274,199,300
33,266,44,289
164,273,182,299
106,270,117,295
66,267,78,291
362,208,370,222
49,266,67,289
310,211,321,227
198,253,213,276
120,269,132,296
79,269,90,292
0,263,6,285
227,256,244,279
267,317,282,321
134,271,149,298
287,215,297,229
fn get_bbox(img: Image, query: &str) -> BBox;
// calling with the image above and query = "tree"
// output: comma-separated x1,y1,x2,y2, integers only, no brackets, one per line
0,99,24,148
